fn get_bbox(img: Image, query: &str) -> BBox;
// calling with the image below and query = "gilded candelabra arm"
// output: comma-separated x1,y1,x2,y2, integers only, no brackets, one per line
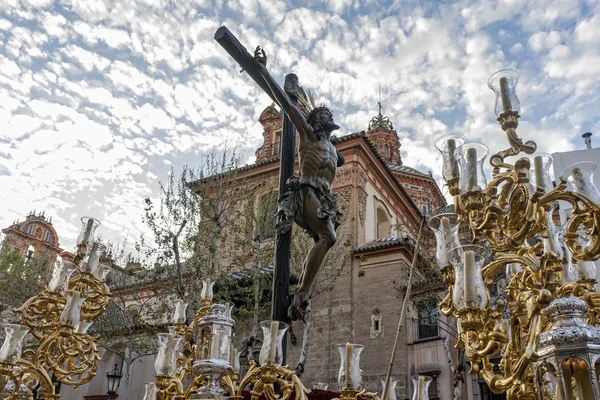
238,362,309,400
482,255,537,285
183,376,205,399
439,287,455,317
175,345,195,384
156,374,184,400
539,180,600,261
222,374,238,396
356,389,381,400
234,360,259,397
471,202,502,236
68,273,110,321
34,329,100,388
174,323,194,351
15,290,66,341
14,358,56,398
489,112,536,171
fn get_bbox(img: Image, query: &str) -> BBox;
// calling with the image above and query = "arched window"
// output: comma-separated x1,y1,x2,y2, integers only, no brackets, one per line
376,208,390,239
383,144,390,157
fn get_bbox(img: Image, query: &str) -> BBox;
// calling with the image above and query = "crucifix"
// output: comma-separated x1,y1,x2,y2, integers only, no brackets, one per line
215,27,344,363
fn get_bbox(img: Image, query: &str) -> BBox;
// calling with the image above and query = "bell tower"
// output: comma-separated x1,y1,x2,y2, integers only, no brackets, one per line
365,97,402,166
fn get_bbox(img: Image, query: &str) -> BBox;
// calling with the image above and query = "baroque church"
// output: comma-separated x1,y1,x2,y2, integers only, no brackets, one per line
2,106,497,400
1,211,68,263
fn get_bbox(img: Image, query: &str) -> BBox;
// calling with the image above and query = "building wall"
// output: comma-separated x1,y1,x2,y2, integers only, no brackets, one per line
62,135,448,400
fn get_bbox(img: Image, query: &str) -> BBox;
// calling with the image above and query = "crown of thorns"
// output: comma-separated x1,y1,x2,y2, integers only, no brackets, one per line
296,88,332,125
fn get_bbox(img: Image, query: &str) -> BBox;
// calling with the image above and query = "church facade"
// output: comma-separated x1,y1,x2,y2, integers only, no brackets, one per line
1,211,64,263
50,105,479,400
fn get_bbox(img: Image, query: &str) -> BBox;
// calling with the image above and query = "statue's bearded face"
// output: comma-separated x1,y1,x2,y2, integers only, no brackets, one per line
316,110,340,132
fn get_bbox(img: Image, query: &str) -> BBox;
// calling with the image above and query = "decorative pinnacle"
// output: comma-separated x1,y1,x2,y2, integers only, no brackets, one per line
369,88,394,131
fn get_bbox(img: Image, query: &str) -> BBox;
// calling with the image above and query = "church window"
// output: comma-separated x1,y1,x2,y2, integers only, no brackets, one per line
411,185,419,190
383,144,390,157
414,301,439,341
34,227,43,239
376,208,390,239
44,232,51,242
370,307,382,338
422,205,427,215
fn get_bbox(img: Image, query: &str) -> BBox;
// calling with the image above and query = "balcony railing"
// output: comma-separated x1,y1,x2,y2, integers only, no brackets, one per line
412,318,440,342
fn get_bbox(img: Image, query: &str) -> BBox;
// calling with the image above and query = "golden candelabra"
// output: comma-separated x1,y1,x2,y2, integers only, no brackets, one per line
0,217,111,399
430,70,600,399
145,279,389,400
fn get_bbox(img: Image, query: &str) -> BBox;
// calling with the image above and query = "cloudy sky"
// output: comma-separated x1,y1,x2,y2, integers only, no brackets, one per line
0,0,599,252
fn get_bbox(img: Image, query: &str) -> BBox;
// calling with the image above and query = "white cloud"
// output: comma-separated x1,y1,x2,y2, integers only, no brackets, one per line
0,0,598,252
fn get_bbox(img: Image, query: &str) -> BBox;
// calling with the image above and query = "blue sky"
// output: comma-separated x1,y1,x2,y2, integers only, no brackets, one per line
0,0,599,251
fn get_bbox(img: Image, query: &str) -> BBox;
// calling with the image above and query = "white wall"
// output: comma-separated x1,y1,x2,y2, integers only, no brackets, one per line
58,349,155,400
552,147,600,224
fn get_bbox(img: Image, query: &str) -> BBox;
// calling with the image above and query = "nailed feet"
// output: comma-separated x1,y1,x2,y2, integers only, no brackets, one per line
288,288,310,322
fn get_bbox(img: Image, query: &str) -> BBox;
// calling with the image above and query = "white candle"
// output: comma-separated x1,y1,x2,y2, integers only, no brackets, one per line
440,217,452,266
499,77,512,113
345,342,353,388
417,376,425,398
267,321,279,363
163,333,175,371
81,218,94,245
231,348,238,372
88,242,101,275
447,139,458,178
534,156,544,192
463,251,476,306
466,148,477,191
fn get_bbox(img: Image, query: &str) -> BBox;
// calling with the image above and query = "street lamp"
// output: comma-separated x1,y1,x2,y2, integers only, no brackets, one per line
106,363,122,400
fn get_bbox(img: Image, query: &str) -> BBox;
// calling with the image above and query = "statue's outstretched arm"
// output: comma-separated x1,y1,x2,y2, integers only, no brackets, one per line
253,46,315,142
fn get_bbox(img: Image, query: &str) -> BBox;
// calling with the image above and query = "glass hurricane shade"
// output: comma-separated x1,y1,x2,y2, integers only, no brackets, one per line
77,217,101,247
435,134,466,182
448,245,490,309
211,323,232,362
487,69,521,117
313,383,329,390
427,213,462,268
80,242,106,275
258,320,289,366
201,278,215,301
48,258,76,292
561,161,600,206
106,363,122,395
154,333,183,376
143,382,157,400
172,300,188,325
411,375,432,400
76,321,93,334
59,290,85,328
456,143,489,193
337,343,364,390
0,324,30,362
527,153,554,193
381,379,397,400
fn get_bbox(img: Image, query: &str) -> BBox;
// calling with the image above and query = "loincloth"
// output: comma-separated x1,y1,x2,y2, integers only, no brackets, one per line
276,176,341,238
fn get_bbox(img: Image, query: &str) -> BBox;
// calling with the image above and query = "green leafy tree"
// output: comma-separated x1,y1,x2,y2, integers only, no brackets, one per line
0,239,49,321
94,244,171,400
138,165,202,302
